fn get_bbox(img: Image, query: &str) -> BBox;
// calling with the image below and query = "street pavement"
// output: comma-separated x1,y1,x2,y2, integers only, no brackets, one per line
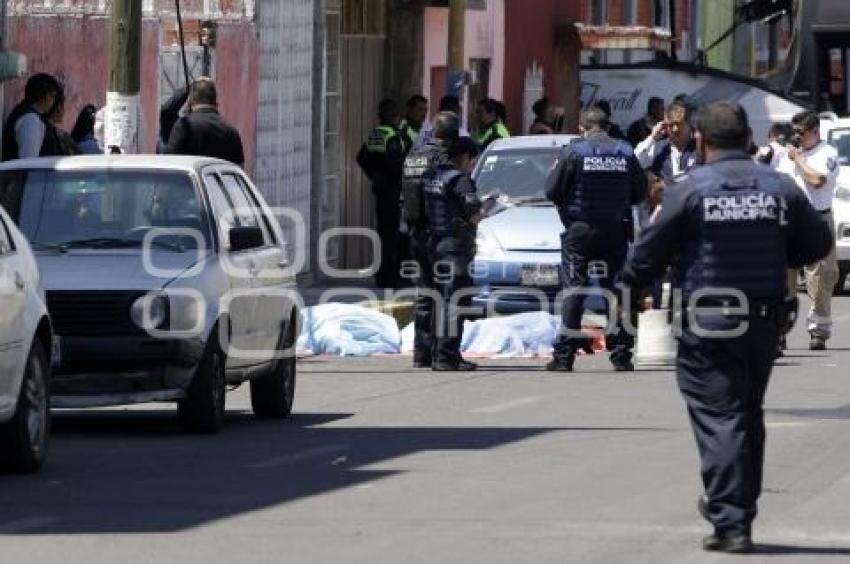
2,296,850,563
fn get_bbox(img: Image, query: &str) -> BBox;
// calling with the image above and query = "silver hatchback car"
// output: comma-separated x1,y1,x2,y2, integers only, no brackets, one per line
0,156,299,433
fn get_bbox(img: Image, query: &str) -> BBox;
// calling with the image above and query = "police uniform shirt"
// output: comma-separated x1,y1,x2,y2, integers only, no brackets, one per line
777,140,839,211
623,150,834,298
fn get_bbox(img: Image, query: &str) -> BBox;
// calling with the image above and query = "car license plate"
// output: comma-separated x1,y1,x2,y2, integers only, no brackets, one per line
50,336,62,368
520,265,560,287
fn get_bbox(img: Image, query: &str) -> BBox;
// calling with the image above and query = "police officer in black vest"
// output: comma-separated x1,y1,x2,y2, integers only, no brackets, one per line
402,112,460,368
621,102,833,553
545,106,647,372
422,137,481,371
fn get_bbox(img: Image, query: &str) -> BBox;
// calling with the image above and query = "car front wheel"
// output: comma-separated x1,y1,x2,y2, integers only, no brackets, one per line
250,323,296,419
0,342,49,473
178,342,226,434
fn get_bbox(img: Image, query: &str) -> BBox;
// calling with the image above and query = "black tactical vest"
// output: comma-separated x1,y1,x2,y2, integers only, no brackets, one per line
680,167,788,300
402,142,446,225
422,164,470,240
562,136,634,224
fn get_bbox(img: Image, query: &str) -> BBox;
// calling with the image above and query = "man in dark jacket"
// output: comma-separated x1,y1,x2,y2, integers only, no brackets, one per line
2,73,61,161
166,78,244,167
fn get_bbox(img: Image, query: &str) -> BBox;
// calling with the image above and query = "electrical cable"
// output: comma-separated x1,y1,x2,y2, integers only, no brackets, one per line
174,0,192,90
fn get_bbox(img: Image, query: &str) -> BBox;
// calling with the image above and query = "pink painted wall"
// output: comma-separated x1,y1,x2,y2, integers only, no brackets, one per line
3,15,258,173
422,2,505,109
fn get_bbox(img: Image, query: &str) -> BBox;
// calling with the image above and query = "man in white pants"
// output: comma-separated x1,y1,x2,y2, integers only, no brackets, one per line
777,110,840,350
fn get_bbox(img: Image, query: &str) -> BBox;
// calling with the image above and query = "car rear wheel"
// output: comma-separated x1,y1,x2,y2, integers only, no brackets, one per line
250,322,296,419
178,342,226,434
0,342,49,473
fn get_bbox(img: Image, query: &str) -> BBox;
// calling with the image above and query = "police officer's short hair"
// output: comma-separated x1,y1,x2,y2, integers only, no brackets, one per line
24,73,61,104
579,106,609,130
595,100,612,118
432,111,460,141
439,95,461,114
191,79,218,106
407,95,428,108
791,110,820,133
695,101,750,150
448,136,480,160
378,98,399,121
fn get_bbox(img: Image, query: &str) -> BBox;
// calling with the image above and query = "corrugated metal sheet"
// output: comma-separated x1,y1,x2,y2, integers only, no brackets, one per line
255,0,315,270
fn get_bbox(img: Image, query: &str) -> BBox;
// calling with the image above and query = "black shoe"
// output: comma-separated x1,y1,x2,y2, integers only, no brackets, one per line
546,357,575,372
697,494,710,523
612,360,634,372
413,358,432,368
701,532,753,553
809,336,827,351
432,359,478,372
580,339,595,355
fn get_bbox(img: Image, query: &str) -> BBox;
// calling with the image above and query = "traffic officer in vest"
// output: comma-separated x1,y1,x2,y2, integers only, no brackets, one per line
621,102,832,554
634,99,698,185
474,98,510,150
778,110,841,350
402,111,460,368
545,105,647,372
401,95,429,149
422,136,482,371
357,98,407,288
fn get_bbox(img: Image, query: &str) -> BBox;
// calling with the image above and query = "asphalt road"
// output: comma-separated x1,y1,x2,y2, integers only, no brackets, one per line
3,296,850,563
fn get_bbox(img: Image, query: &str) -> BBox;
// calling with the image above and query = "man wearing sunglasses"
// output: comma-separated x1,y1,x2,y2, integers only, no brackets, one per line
777,110,840,350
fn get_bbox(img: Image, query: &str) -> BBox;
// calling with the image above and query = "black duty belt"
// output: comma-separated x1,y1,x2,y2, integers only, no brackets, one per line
818,209,832,215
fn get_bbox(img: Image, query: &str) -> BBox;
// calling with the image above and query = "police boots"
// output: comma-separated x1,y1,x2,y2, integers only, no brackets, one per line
432,359,478,372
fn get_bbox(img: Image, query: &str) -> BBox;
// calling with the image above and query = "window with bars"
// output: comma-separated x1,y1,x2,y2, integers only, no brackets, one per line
342,0,386,36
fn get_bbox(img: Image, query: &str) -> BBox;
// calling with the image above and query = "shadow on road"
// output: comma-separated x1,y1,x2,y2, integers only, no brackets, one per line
0,409,661,535
767,404,850,420
756,543,850,556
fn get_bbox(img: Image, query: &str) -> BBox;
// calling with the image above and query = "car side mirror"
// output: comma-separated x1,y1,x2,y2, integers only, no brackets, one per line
229,226,264,252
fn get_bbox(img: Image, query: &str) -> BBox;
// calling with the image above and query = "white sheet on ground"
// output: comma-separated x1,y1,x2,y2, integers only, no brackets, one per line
297,304,401,357
402,311,563,357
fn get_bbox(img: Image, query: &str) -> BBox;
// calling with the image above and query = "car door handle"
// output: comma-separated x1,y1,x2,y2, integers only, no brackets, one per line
277,258,289,268
14,272,24,291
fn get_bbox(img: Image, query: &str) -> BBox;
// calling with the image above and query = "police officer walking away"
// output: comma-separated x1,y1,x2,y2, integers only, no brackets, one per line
545,106,647,372
778,110,841,350
357,98,408,288
422,137,481,371
402,112,460,368
621,102,833,553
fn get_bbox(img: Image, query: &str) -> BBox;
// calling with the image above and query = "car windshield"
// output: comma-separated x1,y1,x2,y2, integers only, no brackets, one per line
474,148,560,202
0,169,209,251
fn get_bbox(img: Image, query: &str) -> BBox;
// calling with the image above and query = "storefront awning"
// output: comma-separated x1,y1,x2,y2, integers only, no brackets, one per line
574,24,672,51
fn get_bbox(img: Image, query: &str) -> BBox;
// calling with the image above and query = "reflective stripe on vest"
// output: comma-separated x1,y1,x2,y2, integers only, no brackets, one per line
366,126,397,154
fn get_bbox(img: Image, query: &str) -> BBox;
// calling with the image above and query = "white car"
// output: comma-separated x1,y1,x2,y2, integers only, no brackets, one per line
0,205,52,473
824,121,850,293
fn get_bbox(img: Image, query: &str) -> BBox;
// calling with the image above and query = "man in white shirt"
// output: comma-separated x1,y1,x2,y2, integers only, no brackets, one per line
634,99,698,185
1,73,61,161
777,110,840,350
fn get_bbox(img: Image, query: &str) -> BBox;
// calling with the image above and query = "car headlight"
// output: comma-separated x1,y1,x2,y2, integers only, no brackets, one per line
475,229,503,258
131,292,170,331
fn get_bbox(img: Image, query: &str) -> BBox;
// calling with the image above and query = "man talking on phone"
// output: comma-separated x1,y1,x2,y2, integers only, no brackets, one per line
634,99,698,184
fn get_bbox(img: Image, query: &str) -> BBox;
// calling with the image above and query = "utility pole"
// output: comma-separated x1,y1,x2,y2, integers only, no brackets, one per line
446,0,465,99
105,0,142,153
